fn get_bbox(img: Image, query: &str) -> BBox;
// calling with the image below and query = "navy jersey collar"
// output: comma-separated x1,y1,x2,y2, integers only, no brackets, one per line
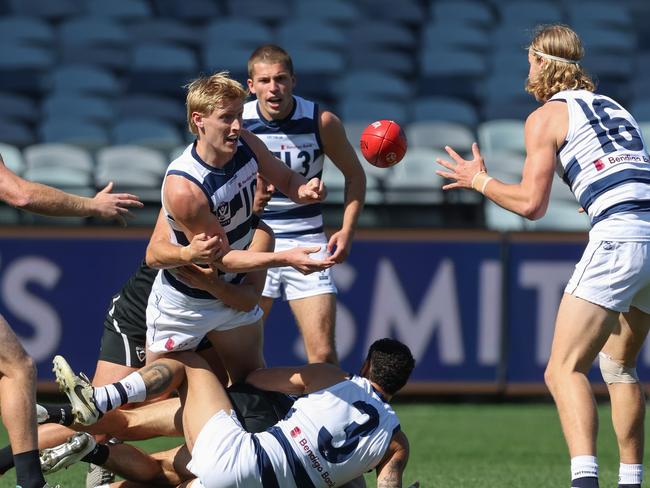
191,140,239,175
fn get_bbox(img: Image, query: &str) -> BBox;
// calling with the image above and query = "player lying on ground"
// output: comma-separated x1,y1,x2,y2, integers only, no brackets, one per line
53,338,415,488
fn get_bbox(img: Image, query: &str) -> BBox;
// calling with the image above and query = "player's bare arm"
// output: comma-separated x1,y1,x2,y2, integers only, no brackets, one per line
246,363,347,396
436,102,567,219
164,173,332,274
241,129,327,204
320,109,367,262
376,431,410,488
0,156,143,225
174,221,274,312
146,208,223,268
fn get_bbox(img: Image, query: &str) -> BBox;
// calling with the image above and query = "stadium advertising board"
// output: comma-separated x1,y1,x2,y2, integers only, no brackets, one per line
0,231,644,391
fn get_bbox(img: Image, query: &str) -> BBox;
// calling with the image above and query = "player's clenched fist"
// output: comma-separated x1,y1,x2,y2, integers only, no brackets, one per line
297,177,327,203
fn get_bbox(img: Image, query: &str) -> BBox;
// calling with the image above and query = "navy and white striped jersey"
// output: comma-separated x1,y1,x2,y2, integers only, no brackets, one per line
243,96,325,238
161,140,259,299
551,90,650,233
255,376,400,487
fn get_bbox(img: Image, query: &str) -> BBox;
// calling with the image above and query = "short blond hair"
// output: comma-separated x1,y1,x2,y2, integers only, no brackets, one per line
525,24,595,102
185,72,248,135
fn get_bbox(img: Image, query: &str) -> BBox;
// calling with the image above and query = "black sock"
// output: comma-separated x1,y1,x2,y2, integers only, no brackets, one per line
618,485,641,488
0,445,13,474
38,403,74,426
572,477,599,488
81,443,110,466
14,450,45,488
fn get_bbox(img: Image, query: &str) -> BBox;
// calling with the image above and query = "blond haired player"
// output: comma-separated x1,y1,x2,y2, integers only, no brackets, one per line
245,45,367,365
437,24,650,488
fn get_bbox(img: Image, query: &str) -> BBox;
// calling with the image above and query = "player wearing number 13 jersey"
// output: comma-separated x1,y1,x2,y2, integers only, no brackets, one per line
436,25,650,488
243,45,367,366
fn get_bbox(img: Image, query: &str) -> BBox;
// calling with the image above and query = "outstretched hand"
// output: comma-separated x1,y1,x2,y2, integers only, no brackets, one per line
283,245,335,275
91,181,144,226
435,143,487,190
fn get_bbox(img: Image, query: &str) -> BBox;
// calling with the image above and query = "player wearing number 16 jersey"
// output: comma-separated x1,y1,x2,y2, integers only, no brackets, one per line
436,25,650,488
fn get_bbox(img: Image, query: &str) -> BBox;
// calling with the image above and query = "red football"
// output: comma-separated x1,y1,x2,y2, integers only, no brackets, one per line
359,120,407,168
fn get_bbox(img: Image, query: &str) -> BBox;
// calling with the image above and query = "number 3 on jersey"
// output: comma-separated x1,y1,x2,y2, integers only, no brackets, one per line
273,149,322,177
317,401,380,464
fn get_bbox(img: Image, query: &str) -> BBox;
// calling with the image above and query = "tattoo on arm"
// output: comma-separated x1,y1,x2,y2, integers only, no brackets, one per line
140,363,174,397
377,459,403,488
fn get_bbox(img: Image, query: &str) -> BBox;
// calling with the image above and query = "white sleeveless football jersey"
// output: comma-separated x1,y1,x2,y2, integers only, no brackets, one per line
254,376,400,487
243,96,325,238
161,140,259,299
550,90,650,228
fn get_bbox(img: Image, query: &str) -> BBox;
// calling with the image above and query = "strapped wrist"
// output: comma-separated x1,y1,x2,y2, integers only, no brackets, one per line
471,171,493,195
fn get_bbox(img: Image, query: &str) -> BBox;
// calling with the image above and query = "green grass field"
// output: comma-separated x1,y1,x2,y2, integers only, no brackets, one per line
0,401,641,487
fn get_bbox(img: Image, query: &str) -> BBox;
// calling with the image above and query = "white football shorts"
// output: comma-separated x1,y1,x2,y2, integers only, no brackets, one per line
146,272,263,353
262,232,338,300
565,239,650,313
187,409,262,488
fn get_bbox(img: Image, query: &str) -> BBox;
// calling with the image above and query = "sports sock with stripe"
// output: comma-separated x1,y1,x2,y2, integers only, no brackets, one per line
92,372,146,414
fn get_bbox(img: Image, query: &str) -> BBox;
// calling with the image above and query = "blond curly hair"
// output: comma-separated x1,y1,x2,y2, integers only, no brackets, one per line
525,24,595,102
185,72,248,135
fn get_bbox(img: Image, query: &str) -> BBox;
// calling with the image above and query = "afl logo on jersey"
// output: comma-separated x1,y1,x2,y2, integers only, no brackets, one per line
217,201,231,226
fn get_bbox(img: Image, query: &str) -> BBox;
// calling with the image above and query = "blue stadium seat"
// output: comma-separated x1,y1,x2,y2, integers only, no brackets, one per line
411,96,479,127
348,21,416,50
577,28,636,54
127,19,200,47
59,17,130,47
129,43,198,95
42,94,115,125
116,94,185,125
478,120,526,155
0,92,39,124
39,119,109,150
112,118,183,151
431,1,494,28
335,71,411,102
419,49,487,102
86,0,152,22
59,17,131,70
567,1,632,29
95,145,167,202
0,142,26,174
204,19,273,49
0,44,53,94
482,98,539,121
490,49,531,76
630,99,650,122
405,122,475,154
150,0,222,22
290,48,345,100
422,23,490,52
384,148,446,204
0,16,54,46
483,74,534,104
0,120,36,147
346,48,415,77
339,97,409,125
480,151,525,176
497,2,564,28
225,0,291,24
294,0,360,24
7,0,83,20
277,20,345,52
492,25,538,52
354,0,425,25
48,65,121,97
202,45,254,83
24,143,94,173
484,200,526,231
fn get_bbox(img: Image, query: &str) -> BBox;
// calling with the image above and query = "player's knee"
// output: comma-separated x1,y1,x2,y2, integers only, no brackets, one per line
543,364,558,392
599,352,639,385
5,353,37,382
